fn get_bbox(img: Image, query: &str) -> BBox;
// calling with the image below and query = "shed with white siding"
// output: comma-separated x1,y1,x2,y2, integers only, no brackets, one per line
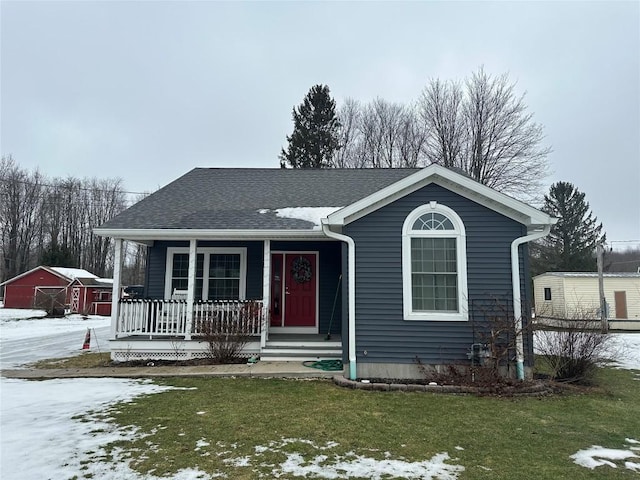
533,272,640,330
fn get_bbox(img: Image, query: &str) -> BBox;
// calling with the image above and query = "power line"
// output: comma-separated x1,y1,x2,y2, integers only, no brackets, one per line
0,177,150,196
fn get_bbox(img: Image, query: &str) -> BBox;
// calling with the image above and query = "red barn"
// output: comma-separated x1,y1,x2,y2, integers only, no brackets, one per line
68,277,114,316
0,266,99,310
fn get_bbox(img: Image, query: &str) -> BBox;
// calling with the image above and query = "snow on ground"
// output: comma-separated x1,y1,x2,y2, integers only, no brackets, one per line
0,310,109,341
211,438,464,479
570,439,640,472
534,330,640,371
0,377,207,480
0,307,47,320
0,309,110,368
604,333,640,370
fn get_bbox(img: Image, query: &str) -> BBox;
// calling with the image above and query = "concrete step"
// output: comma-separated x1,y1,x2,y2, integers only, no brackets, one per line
265,340,341,349
260,346,342,362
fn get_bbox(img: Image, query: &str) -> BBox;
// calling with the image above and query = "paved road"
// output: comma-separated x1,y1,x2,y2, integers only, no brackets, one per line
0,325,110,369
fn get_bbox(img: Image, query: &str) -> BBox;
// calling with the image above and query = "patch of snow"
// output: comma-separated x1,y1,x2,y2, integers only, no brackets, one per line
0,307,46,320
605,333,640,370
195,439,210,451
571,439,640,472
0,377,208,480
220,438,464,479
535,331,640,371
1,313,111,368
0,313,110,341
627,461,640,472
274,206,342,229
454,446,464,451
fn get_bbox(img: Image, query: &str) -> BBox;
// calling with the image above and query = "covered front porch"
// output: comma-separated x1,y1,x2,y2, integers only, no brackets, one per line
108,237,344,362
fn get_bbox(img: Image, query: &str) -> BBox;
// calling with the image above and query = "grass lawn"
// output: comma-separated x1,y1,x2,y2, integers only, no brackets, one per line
94,366,640,479
31,352,111,369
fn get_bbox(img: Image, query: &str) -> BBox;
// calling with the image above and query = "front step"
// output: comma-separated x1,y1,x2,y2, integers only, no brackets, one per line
261,340,342,362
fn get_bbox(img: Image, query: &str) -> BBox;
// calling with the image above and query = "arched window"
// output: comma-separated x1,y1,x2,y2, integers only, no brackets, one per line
402,202,468,321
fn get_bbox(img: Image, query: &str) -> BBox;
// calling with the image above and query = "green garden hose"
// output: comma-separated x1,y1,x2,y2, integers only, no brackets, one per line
303,359,343,371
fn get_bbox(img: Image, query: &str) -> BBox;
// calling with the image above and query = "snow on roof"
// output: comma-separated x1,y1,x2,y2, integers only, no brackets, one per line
50,267,98,280
272,207,343,229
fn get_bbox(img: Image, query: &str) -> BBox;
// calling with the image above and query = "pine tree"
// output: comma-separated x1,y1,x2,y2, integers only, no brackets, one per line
531,181,605,274
279,85,341,168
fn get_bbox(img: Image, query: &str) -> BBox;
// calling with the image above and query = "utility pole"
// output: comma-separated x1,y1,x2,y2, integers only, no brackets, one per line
597,244,608,333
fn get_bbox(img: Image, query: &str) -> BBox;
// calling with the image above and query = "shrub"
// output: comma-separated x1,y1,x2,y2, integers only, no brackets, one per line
196,301,260,363
534,323,613,383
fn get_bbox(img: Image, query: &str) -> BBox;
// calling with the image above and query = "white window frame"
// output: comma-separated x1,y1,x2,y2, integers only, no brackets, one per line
164,247,247,301
402,202,468,321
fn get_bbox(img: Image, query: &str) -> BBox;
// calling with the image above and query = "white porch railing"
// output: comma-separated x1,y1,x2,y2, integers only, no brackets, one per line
116,299,265,339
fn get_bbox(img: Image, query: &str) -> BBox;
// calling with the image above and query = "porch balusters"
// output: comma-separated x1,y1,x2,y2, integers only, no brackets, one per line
117,299,264,338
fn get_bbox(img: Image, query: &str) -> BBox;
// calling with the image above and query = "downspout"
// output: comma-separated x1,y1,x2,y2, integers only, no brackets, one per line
321,219,357,380
511,225,551,380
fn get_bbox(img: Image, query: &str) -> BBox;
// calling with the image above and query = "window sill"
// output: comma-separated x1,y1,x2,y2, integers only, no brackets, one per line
403,311,468,322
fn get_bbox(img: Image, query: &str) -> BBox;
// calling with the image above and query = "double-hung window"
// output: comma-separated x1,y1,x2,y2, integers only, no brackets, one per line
402,202,468,321
165,247,246,301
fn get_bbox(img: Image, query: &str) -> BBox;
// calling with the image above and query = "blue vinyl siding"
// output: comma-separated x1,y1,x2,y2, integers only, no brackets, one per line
146,241,263,300
344,183,531,366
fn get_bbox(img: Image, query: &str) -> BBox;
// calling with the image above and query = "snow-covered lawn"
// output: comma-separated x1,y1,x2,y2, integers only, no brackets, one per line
1,313,639,479
0,377,207,480
0,308,110,368
0,310,109,341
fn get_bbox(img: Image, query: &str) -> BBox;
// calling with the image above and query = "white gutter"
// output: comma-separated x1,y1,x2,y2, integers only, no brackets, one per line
511,225,551,380
321,219,357,380
93,228,330,241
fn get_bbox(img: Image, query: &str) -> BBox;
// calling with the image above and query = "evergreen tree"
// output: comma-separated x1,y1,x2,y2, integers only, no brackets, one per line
279,84,341,168
531,181,605,274
39,243,77,267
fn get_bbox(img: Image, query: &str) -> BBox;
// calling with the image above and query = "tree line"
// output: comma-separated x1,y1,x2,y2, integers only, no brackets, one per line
280,68,550,201
280,70,617,274
0,155,146,284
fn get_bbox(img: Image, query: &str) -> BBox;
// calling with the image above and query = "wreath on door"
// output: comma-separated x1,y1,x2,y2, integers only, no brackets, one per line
292,256,312,284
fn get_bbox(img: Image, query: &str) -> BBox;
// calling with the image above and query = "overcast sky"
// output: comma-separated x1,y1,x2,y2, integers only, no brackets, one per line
2,1,638,247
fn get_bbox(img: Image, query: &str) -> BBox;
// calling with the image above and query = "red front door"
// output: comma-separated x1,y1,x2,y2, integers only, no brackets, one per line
270,253,317,328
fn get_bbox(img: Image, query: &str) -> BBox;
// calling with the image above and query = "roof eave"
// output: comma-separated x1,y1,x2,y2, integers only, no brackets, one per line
327,164,557,228
93,228,330,242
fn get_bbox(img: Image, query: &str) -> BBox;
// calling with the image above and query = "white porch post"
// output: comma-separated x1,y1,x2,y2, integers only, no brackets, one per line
261,239,271,347
185,239,197,340
110,238,123,340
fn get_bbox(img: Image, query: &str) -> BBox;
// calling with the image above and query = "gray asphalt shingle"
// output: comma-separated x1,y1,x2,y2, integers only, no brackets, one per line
99,168,420,230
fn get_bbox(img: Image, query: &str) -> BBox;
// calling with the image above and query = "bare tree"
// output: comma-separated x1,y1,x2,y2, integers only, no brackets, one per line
337,98,428,169
0,156,45,282
418,68,550,200
419,79,465,168
334,98,364,168
0,156,128,282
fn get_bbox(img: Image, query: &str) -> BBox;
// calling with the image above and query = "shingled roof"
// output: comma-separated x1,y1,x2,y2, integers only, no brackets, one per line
98,168,420,231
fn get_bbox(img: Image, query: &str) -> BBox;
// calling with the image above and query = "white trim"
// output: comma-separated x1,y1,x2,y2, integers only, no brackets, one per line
327,164,557,230
261,240,271,347
110,239,123,339
94,228,330,241
401,203,468,322
164,247,247,301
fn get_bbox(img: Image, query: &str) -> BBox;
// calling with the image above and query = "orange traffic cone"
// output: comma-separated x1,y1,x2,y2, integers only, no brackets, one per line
82,328,91,350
